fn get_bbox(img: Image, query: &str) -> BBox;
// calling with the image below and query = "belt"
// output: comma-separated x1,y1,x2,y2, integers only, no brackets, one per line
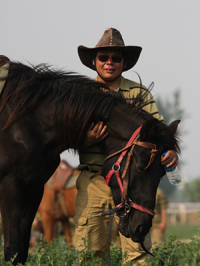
84,167,100,174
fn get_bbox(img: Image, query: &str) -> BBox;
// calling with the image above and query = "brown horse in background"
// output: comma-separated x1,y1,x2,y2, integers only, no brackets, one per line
38,160,79,245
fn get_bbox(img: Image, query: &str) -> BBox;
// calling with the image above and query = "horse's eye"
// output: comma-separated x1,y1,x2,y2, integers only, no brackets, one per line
136,163,146,172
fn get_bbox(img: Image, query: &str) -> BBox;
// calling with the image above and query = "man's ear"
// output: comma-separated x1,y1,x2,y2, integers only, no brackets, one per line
92,59,96,66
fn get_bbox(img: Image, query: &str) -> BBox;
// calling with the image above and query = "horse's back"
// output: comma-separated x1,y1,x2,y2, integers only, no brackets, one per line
39,160,79,218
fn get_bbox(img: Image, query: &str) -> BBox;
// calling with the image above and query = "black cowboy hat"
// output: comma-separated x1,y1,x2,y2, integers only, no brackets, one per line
78,28,142,72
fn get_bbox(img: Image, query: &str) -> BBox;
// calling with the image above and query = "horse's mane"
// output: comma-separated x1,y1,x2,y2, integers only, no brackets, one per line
0,61,178,151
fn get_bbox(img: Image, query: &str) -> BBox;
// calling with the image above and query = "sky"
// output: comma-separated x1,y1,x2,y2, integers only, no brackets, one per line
1,0,200,180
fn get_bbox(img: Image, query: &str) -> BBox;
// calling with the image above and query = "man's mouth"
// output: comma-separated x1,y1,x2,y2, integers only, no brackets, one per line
105,68,115,73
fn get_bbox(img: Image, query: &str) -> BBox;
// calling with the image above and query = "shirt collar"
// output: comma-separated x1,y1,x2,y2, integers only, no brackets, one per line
117,76,130,92
94,76,130,92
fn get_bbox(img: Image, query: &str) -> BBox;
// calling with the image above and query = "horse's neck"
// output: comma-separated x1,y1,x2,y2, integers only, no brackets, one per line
106,103,140,140
34,102,58,148
35,103,54,130
105,103,141,154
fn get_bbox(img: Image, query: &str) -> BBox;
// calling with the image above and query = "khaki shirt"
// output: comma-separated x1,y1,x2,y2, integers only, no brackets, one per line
0,62,10,95
78,76,163,172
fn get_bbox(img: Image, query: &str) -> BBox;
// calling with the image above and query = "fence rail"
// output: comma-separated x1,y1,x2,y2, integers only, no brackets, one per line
167,202,200,224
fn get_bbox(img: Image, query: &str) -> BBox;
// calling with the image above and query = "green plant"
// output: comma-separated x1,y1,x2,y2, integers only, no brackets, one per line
1,233,200,265
145,235,200,266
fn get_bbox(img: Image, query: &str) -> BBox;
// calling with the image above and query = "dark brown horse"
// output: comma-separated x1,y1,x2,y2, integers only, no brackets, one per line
0,56,180,265
38,160,79,245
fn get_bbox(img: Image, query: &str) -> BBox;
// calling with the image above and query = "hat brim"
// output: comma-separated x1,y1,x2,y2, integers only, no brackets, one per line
78,45,142,71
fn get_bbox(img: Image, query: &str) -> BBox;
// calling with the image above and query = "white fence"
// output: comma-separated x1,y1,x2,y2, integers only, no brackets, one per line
167,202,200,224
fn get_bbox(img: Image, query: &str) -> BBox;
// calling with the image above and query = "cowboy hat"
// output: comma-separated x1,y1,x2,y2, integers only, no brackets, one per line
78,28,142,72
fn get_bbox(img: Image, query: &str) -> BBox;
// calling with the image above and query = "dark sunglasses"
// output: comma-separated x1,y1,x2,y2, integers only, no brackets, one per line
97,54,123,63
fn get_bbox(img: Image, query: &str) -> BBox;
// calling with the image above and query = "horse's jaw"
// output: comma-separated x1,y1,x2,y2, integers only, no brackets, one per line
128,223,150,243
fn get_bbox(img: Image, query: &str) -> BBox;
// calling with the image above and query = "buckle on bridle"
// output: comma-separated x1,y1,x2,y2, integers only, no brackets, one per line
112,163,120,172
116,202,130,218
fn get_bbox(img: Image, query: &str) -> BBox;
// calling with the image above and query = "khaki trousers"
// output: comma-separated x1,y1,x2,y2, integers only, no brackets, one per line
151,227,166,245
74,171,151,265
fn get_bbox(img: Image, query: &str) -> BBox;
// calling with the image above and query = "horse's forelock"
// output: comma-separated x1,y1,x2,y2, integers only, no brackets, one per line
140,119,180,154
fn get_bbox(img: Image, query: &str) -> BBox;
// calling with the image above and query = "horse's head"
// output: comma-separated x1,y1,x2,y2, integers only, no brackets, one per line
102,118,180,243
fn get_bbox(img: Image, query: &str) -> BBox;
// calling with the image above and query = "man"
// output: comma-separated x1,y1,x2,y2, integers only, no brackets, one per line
151,187,168,245
75,28,178,265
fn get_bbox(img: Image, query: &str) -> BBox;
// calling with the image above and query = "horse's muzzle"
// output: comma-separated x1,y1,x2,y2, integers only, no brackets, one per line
118,216,150,243
129,224,148,243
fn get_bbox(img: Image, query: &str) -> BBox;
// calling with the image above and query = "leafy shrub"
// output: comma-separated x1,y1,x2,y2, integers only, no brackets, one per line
145,235,200,266
0,234,200,265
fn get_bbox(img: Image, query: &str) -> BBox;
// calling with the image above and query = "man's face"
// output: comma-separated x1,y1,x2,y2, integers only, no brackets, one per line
93,49,125,82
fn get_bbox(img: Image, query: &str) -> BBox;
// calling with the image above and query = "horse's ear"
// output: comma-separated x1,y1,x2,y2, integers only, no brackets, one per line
139,118,158,141
168,120,181,134
140,119,181,141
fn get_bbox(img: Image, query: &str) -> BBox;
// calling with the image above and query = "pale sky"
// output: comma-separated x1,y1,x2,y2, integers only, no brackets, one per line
1,0,200,180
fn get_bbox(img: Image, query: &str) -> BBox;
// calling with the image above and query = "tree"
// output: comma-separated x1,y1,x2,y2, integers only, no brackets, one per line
182,176,200,201
155,89,188,201
156,88,187,133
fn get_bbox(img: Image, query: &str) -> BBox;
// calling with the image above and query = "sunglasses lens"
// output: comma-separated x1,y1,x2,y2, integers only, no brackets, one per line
112,56,123,63
97,55,123,63
98,55,109,62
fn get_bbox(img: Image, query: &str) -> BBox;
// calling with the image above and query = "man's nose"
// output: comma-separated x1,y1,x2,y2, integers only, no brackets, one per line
106,57,113,63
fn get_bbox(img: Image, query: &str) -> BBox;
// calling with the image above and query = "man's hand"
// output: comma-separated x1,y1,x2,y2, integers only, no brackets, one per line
159,221,166,232
161,150,178,168
84,121,108,147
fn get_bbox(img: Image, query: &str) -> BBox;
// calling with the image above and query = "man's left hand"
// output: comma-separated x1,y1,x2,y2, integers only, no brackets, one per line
161,150,178,168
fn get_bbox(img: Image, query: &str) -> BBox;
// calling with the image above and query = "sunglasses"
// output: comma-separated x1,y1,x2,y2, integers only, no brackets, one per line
97,54,123,63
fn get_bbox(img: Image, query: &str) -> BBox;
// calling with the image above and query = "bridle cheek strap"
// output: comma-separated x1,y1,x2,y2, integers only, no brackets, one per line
145,149,157,170
103,125,142,189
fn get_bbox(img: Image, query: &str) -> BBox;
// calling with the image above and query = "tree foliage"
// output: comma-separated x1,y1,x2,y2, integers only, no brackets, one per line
155,89,188,201
183,176,200,202
156,89,187,126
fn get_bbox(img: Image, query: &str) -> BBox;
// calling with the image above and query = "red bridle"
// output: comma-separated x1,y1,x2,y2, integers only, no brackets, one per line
103,125,158,218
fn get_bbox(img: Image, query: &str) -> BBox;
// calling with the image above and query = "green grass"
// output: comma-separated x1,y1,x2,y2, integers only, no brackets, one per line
166,224,200,240
0,224,200,265
0,236,127,266
145,235,200,266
